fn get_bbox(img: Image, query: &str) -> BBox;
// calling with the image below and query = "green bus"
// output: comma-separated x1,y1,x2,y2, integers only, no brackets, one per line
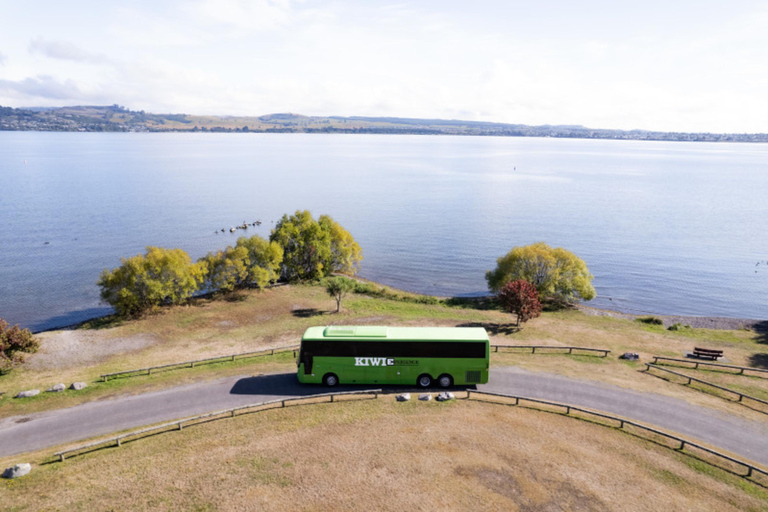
297,326,489,387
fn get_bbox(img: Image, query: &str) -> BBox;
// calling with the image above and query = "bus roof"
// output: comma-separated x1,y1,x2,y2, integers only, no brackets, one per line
302,326,489,342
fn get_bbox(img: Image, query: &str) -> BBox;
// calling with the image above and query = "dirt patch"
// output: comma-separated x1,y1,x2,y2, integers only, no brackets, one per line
28,330,157,370
457,465,609,511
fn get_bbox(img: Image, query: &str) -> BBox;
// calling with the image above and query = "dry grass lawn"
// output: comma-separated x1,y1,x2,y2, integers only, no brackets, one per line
1,399,766,512
1,283,766,422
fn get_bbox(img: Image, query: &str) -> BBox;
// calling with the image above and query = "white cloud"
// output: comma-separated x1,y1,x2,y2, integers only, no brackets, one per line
0,75,88,101
191,0,293,32
1,1,767,132
28,38,110,65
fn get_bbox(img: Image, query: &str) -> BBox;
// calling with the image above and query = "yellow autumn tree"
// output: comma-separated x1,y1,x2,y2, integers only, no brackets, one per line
486,242,595,302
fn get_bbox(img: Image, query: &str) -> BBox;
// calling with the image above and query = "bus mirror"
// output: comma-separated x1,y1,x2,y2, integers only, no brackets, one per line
293,350,297,359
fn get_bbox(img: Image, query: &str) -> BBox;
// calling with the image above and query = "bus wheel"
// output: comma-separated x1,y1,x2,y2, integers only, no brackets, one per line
323,373,339,387
417,374,432,388
437,374,453,388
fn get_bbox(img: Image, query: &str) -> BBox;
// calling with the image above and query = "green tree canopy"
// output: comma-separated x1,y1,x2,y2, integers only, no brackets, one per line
486,242,596,302
325,276,356,312
98,246,207,317
235,235,284,289
270,210,362,281
199,245,249,293
0,319,39,374
319,215,363,275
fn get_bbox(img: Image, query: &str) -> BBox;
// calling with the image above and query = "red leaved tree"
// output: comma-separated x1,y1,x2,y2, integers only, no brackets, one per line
497,280,542,327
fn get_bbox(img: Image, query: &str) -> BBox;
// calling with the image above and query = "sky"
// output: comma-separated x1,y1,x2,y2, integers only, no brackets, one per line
1,0,767,132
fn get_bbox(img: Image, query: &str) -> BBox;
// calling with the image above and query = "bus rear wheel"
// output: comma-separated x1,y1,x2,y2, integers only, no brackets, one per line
437,374,453,388
417,374,432,388
323,373,339,387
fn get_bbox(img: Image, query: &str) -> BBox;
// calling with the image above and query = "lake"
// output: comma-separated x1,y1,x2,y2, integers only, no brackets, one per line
1,132,766,331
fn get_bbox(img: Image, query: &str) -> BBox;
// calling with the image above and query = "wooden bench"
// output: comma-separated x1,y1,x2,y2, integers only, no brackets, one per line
693,347,723,360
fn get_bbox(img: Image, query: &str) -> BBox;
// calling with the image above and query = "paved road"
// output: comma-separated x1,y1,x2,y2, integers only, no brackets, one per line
1,367,767,464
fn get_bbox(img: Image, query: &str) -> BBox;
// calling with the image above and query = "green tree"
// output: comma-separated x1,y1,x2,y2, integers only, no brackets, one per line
199,245,249,293
98,246,207,317
319,215,363,275
325,276,355,312
486,242,595,302
0,319,39,374
497,280,542,326
270,210,362,282
235,235,284,289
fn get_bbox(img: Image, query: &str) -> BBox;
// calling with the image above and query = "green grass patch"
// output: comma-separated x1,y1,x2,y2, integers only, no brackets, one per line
681,456,768,505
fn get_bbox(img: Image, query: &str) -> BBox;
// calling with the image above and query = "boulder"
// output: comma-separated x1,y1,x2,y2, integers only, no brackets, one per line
395,393,411,402
2,463,31,479
418,393,432,401
70,382,88,391
47,383,66,393
436,392,455,402
15,390,40,398
620,352,640,361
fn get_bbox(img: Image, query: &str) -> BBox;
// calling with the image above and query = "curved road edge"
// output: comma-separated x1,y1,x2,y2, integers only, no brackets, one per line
0,367,767,465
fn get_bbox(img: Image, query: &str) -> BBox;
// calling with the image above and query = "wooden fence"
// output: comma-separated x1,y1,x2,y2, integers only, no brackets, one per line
466,389,768,483
491,345,610,357
100,345,300,381
651,356,768,377
644,363,768,409
54,389,380,462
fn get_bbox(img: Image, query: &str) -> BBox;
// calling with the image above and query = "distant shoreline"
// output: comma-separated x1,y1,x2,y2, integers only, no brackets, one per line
2,105,767,143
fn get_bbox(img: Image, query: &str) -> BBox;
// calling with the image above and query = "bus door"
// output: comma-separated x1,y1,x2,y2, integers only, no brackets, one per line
302,351,313,375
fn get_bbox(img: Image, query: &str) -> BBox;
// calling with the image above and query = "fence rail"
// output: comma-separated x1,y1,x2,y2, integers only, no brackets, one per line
465,389,768,482
652,356,768,376
54,389,380,462
491,345,610,357
100,345,300,381
645,363,768,409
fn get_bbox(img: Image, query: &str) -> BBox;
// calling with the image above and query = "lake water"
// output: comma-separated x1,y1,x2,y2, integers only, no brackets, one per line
1,132,767,331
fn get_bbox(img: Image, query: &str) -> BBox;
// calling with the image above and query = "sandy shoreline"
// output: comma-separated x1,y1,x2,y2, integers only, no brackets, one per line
576,305,767,331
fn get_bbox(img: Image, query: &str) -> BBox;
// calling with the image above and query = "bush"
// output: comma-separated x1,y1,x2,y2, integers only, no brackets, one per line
637,316,664,326
0,319,39,374
98,247,206,317
667,323,692,331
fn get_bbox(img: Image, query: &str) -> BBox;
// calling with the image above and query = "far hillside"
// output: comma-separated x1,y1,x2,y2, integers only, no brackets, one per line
2,104,766,142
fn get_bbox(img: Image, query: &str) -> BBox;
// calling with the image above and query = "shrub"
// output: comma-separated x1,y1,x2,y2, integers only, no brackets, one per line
0,319,39,374
98,247,206,317
637,316,664,326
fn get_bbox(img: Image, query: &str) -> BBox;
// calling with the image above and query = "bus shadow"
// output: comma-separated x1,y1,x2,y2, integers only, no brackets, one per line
229,373,474,396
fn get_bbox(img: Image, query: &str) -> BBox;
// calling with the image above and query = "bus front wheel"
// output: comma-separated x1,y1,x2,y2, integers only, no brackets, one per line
323,373,339,387
437,374,453,388
417,374,432,388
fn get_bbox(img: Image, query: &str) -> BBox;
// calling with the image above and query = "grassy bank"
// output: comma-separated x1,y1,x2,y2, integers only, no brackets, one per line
1,398,766,511
1,283,766,421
